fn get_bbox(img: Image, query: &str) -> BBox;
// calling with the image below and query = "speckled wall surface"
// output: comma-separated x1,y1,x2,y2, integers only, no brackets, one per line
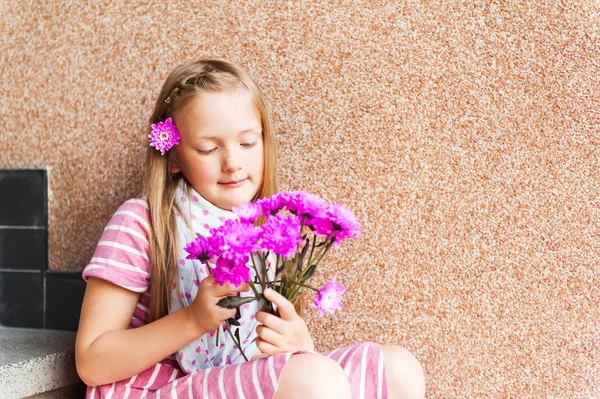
2,1,599,397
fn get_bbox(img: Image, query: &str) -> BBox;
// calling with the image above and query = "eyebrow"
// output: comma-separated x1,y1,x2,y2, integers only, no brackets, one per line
194,128,263,141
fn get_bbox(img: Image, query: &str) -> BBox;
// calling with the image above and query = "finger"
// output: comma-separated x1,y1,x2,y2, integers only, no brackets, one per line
255,338,281,356
255,310,286,332
263,288,297,320
221,309,236,320
211,281,250,296
256,325,284,347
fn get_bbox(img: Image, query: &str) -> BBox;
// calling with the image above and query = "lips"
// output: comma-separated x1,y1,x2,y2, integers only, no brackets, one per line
219,178,247,187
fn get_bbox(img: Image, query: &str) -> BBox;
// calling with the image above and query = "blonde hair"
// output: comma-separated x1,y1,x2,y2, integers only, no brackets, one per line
143,59,278,322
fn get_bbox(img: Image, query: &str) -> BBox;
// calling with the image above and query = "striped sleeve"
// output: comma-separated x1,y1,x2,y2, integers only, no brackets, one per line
83,198,152,292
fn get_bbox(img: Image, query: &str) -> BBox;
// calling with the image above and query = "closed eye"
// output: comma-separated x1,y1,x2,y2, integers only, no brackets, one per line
241,141,257,148
198,148,217,155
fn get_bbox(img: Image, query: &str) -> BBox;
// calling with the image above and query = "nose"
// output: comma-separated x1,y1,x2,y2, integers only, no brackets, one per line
222,147,242,173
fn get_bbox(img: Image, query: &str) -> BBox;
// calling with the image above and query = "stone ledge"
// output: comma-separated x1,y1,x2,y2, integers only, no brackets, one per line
0,326,84,399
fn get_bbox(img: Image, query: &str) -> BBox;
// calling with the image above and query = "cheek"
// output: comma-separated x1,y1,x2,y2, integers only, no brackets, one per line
188,157,218,181
252,145,265,171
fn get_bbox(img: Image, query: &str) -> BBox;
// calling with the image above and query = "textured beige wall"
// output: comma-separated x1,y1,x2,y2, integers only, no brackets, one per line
2,1,599,397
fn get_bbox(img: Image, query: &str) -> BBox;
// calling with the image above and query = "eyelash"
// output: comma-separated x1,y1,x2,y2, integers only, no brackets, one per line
241,141,257,148
197,142,257,155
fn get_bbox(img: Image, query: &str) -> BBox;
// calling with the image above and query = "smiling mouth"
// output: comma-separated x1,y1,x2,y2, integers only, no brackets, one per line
220,178,247,186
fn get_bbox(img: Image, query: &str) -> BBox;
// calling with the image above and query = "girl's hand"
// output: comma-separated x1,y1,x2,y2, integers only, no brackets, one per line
254,288,315,355
187,276,249,336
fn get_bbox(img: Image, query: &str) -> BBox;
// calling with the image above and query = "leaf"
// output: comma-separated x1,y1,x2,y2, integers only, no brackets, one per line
217,296,256,309
227,317,241,327
276,265,285,276
296,238,311,274
303,265,317,281
234,328,241,341
256,297,266,310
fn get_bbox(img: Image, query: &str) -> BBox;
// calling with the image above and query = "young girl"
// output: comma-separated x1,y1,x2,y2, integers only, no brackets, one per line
75,59,425,399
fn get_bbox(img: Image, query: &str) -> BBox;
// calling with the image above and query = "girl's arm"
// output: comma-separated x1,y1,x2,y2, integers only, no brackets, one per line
75,276,247,387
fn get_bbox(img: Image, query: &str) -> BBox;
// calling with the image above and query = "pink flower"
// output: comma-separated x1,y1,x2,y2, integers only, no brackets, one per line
211,219,259,263
184,235,216,262
149,117,180,155
259,213,304,257
256,196,283,215
293,192,329,218
213,257,251,287
312,277,345,316
310,203,361,247
327,203,362,245
232,202,263,223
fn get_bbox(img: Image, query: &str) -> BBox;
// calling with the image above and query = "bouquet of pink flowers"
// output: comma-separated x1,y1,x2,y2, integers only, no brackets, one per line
184,191,361,359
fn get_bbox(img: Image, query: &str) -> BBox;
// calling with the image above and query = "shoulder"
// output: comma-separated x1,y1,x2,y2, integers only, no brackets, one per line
83,197,152,290
107,198,151,234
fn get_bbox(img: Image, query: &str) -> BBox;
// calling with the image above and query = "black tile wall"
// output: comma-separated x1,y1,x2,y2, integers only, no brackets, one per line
0,169,86,330
46,272,87,331
0,169,47,226
0,272,44,328
0,228,47,271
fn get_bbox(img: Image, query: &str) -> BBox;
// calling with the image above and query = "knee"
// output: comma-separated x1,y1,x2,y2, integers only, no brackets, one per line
276,353,351,399
382,345,426,399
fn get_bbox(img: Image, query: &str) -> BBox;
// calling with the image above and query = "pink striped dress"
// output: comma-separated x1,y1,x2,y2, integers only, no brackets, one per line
82,199,388,398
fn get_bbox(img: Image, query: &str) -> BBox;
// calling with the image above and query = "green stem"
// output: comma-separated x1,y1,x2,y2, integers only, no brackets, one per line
250,255,261,286
248,280,261,298
262,252,270,285
313,239,334,268
283,280,320,292
307,234,318,266
226,321,248,362
307,227,336,268
203,260,212,275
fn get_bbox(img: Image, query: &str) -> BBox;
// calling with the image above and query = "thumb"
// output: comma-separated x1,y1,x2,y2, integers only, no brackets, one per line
263,288,297,320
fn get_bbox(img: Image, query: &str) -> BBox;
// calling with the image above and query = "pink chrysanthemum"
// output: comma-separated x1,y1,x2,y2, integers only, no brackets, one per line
259,192,328,218
149,117,180,155
327,203,362,245
310,203,361,247
183,235,215,262
292,191,329,218
210,219,259,263
212,257,251,287
312,277,345,316
256,195,283,215
271,192,295,211
259,213,304,257
232,202,263,223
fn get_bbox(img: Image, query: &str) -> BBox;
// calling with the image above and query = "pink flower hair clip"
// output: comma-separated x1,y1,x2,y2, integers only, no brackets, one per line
149,117,180,155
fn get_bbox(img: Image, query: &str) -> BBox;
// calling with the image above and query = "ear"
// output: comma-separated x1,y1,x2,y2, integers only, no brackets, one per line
168,152,181,174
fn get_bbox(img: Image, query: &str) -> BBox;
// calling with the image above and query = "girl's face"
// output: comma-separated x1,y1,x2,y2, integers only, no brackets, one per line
170,90,264,211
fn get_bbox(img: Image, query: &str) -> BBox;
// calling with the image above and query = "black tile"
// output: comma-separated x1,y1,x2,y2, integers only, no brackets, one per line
0,169,47,226
0,228,47,271
0,271,43,328
45,272,86,331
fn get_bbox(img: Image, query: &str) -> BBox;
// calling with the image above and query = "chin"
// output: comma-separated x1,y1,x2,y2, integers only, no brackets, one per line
215,189,257,211
219,198,249,211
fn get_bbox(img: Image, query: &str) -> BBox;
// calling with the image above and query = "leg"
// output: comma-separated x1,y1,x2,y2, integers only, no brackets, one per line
381,345,426,399
275,353,352,399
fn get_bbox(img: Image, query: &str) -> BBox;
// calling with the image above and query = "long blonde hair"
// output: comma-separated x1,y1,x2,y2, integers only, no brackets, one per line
143,59,278,322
